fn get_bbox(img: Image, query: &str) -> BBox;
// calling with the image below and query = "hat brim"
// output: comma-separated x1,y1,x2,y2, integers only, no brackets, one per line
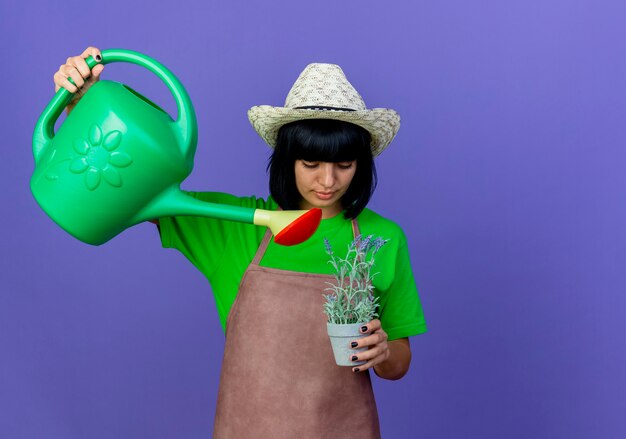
248,106,400,157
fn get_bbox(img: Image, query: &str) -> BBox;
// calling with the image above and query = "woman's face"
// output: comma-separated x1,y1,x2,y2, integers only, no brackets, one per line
294,159,357,218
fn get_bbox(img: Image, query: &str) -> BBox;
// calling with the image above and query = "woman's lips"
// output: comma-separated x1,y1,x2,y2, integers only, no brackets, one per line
314,191,335,200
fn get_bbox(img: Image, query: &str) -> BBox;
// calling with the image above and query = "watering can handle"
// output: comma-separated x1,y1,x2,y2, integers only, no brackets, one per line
33,48,197,163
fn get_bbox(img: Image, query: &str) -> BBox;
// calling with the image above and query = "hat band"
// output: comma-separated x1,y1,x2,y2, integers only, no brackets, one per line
293,105,357,112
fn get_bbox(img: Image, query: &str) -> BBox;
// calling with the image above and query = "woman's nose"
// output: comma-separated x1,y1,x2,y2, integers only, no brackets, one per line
320,163,336,187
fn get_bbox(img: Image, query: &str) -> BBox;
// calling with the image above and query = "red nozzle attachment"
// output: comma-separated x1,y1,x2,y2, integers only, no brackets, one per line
274,208,322,246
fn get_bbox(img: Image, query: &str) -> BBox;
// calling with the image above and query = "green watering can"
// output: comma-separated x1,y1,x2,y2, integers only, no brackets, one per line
31,49,321,246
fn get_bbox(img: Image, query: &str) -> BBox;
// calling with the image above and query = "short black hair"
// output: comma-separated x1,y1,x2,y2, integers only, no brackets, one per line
267,119,376,218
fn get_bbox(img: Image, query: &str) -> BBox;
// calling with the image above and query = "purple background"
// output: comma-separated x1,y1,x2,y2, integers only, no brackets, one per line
2,0,625,437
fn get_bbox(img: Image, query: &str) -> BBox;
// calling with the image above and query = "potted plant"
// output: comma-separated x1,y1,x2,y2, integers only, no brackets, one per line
323,235,388,366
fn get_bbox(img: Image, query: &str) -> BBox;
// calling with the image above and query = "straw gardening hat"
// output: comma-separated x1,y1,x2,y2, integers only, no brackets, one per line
248,63,400,157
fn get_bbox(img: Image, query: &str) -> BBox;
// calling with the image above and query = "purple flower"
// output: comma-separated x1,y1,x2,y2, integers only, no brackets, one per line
372,237,389,254
360,235,372,252
324,238,333,255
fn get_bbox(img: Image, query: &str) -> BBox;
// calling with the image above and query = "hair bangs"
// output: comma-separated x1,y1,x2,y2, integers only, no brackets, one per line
283,119,368,163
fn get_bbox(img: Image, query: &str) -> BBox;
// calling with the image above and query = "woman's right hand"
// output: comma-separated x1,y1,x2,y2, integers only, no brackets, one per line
53,46,105,111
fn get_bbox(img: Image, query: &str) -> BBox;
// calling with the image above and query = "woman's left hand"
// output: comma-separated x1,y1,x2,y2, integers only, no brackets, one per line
349,319,389,373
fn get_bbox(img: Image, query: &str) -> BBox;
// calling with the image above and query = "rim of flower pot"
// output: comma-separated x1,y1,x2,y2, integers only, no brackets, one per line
327,321,368,337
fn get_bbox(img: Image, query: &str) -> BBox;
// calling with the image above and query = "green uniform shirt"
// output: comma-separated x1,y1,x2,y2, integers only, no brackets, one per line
159,192,427,341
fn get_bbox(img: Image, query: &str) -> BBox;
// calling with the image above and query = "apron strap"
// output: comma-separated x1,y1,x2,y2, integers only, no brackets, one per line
252,229,274,265
351,217,361,239
251,215,361,266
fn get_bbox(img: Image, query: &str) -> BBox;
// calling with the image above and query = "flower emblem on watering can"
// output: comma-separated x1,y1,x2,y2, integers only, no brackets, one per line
69,124,133,190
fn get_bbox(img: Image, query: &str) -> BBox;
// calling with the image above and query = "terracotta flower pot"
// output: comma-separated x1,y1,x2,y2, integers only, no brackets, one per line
327,322,368,366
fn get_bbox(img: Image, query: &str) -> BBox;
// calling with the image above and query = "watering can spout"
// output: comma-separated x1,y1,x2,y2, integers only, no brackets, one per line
137,187,322,246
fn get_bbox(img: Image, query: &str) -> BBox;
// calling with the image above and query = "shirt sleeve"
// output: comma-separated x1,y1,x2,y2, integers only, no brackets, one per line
158,191,244,279
378,239,428,341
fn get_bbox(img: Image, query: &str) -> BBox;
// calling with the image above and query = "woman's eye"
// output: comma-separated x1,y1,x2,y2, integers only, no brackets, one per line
338,162,354,169
302,161,318,168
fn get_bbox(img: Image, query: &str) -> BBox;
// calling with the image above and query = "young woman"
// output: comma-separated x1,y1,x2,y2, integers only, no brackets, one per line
54,47,427,438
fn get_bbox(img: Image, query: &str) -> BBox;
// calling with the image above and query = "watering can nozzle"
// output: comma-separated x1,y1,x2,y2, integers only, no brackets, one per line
254,208,322,246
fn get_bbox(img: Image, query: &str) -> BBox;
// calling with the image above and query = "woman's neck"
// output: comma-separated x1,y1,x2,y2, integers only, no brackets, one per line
298,200,343,219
